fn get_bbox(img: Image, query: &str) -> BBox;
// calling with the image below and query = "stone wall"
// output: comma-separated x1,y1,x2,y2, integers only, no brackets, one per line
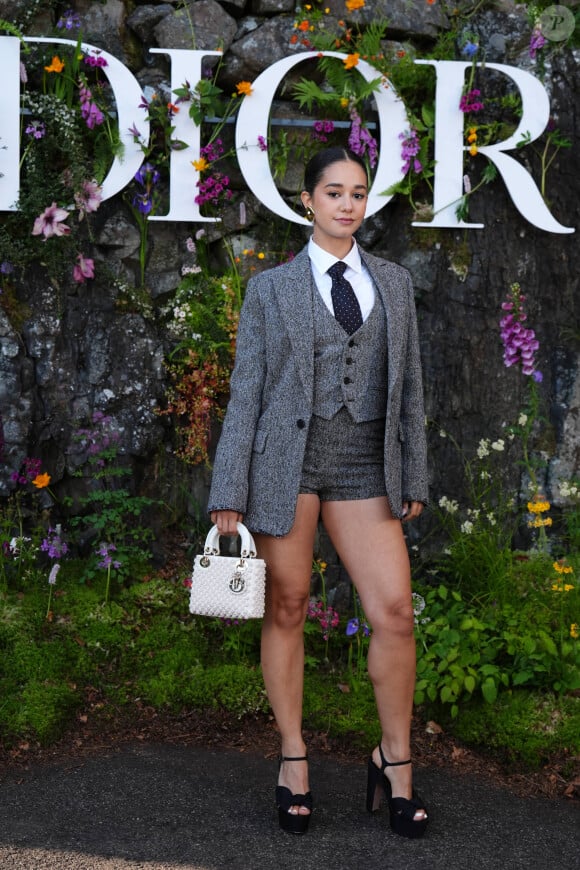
1,0,579,567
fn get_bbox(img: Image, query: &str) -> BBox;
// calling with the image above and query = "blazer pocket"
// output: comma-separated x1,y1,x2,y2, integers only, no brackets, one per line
253,428,268,454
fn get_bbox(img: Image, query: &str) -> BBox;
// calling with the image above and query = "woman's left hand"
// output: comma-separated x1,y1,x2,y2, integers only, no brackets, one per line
402,501,423,522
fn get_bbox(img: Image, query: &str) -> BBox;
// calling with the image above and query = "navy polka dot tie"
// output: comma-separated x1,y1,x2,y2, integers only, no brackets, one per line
327,261,363,335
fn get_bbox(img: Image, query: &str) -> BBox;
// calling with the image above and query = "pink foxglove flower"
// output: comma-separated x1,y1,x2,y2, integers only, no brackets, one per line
32,203,70,238
73,254,95,283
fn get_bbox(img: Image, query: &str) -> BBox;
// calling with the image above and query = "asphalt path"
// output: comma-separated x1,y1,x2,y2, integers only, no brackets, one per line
0,743,579,869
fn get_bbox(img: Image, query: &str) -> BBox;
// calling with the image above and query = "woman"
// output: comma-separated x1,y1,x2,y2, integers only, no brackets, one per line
208,147,429,838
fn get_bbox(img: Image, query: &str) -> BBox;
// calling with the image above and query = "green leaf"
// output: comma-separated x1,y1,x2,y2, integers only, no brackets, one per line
464,675,476,694
481,677,497,704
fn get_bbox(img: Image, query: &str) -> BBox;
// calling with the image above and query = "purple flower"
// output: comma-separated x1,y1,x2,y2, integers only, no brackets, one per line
133,163,160,215
83,54,108,68
499,284,541,378
25,121,46,139
529,28,547,60
75,179,102,219
57,9,81,30
348,109,378,169
346,618,359,637
97,542,121,570
312,119,335,142
1,261,14,275
257,135,268,151
399,128,423,174
79,85,105,129
459,89,484,113
48,564,60,585
11,457,42,485
41,528,69,560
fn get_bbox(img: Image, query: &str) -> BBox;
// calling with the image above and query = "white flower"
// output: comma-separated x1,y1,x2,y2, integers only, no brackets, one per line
438,495,459,514
412,592,429,625
491,439,505,452
480,470,490,480
439,429,447,438
518,413,528,426
487,513,497,526
477,439,490,459
48,564,60,585
461,520,474,534
185,236,196,252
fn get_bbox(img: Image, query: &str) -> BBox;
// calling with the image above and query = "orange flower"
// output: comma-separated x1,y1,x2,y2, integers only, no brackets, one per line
45,56,65,73
345,0,365,9
167,102,179,113
290,34,298,44
192,157,209,172
297,19,310,31
32,473,51,489
236,81,253,96
343,53,360,69
469,144,478,156
426,0,436,4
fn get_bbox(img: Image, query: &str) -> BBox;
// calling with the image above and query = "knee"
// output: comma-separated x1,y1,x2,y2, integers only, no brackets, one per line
267,590,310,630
375,597,415,638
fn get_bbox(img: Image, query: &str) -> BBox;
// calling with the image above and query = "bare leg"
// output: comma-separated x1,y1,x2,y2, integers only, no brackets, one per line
321,496,426,820
255,493,320,815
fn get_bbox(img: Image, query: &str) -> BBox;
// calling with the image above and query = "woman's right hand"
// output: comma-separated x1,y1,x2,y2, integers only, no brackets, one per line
210,510,244,536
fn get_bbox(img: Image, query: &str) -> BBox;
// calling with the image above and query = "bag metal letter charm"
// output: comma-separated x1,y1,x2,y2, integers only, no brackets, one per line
229,561,246,594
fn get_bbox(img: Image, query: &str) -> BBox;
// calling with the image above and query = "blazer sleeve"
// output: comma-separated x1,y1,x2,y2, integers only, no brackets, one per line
207,277,267,515
400,275,429,505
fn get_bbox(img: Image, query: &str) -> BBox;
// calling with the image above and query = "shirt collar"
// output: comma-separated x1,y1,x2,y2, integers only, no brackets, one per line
307,237,363,276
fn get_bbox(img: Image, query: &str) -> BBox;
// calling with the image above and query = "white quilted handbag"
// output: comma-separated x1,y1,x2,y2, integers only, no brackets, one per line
189,523,266,619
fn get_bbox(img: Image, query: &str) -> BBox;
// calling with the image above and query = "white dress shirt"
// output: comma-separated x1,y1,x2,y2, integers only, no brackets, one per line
307,237,375,322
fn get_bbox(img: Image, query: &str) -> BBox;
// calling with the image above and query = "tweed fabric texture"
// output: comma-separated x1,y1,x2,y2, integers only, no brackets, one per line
327,261,363,334
311,286,388,422
299,409,386,500
207,245,428,537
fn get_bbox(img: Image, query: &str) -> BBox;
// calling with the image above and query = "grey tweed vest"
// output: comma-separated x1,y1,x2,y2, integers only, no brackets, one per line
312,284,388,422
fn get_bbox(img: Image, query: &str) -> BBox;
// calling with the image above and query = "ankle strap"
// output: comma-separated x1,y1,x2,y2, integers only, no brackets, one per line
279,755,308,762
378,744,411,768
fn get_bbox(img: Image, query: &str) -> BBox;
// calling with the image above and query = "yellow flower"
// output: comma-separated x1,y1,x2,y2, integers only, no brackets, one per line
32,473,51,489
467,131,477,144
553,560,574,574
527,516,553,528
343,53,360,69
45,56,65,73
551,583,574,592
469,145,478,156
340,97,349,108
257,252,265,259
527,497,550,513
345,0,365,9
571,624,579,638
236,81,253,96
192,157,209,172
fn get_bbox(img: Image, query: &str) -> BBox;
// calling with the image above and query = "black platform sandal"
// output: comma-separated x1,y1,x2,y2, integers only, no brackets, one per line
275,755,313,835
366,745,429,839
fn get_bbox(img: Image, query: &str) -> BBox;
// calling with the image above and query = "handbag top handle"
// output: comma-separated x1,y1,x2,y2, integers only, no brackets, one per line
203,522,257,559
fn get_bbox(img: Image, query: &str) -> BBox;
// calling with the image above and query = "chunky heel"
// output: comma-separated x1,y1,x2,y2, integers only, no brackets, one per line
275,755,313,835
366,746,429,839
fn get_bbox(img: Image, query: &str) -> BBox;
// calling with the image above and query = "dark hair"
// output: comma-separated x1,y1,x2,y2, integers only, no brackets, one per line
303,147,368,195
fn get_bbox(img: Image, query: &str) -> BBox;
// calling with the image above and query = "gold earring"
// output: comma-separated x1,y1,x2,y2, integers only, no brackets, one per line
305,206,315,222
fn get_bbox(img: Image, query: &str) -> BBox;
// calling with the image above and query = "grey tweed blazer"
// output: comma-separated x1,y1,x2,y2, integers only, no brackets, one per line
207,245,428,536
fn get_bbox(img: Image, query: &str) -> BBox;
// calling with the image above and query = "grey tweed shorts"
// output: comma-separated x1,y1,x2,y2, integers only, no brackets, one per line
298,407,387,501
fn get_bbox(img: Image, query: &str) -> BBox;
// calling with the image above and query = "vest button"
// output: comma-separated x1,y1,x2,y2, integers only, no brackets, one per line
343,377,352,385
348,339,356,348
346,357,353,364
297,419,306,429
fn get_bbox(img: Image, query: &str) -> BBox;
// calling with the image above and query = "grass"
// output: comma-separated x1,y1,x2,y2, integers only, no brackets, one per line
0,560,578,786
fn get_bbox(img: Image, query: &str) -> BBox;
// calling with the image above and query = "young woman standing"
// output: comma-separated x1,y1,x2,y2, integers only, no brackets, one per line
208,147,429,838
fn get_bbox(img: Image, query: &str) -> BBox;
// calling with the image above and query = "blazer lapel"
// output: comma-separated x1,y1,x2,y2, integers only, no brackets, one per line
274,247,315,398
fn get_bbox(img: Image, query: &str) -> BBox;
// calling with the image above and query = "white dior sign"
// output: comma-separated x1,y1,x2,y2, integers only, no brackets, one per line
0,36,574,233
